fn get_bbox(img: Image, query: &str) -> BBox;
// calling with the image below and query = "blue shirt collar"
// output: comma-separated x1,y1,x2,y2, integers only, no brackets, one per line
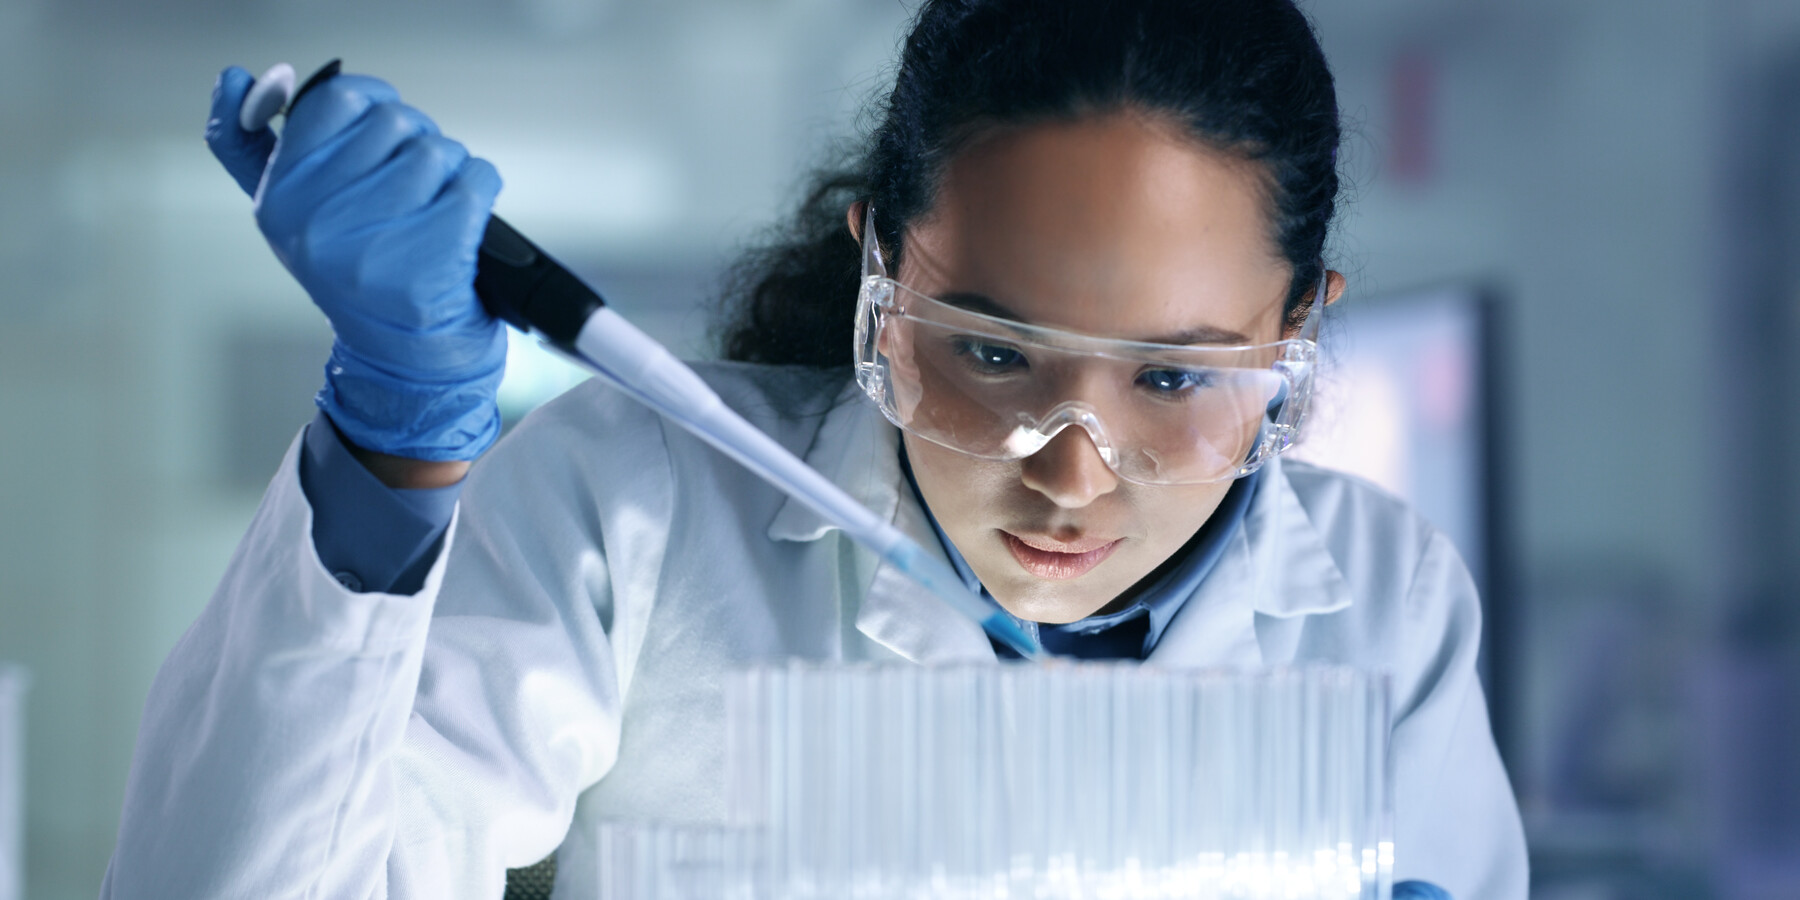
899,447,1261,660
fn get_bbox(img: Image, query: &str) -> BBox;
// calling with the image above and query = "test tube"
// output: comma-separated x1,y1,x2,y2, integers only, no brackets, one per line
615,663,1396,899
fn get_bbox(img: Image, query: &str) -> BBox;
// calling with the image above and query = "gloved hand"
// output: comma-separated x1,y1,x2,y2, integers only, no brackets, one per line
1393,880,1453,900
206,65,507,461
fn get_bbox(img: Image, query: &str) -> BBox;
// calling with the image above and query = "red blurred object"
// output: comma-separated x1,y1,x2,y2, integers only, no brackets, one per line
1390,49,1437,186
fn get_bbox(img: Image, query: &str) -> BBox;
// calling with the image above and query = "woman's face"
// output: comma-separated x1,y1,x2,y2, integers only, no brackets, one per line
886,111,1325,624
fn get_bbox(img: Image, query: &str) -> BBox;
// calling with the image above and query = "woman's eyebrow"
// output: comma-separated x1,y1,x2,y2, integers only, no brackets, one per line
936,291,1252,345
1147,324,1254,346
936,291,1021,321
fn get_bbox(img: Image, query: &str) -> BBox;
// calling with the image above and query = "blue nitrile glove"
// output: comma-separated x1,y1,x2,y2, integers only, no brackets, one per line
206,65,506,461
1393,881,1452,900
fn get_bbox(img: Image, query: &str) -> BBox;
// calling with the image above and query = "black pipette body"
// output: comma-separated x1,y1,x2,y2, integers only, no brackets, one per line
286,59,603,341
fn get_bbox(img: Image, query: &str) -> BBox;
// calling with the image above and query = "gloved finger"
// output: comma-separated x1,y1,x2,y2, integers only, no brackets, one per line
391,154,503,333
268,73,404,184
429,155,504,253
204,66,277,197
262,101,441,217
1393,881,1453,900
311,154,502,346
311,134,472,235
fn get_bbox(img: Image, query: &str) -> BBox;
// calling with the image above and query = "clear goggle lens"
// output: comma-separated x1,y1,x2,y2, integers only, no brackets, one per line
852,209,1320,486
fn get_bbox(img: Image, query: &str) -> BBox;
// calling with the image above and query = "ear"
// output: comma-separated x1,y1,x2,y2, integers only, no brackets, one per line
1282,269,1347,340
1324,270,1347,306
846,199,868,242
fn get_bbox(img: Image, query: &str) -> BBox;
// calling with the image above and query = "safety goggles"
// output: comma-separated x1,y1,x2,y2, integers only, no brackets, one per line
852,207,1321,485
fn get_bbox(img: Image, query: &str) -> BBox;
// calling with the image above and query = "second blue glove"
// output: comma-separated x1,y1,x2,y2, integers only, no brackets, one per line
207,65,506,461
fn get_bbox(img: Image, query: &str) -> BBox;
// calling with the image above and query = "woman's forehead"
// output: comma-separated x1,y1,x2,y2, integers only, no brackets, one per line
901,113,1291,342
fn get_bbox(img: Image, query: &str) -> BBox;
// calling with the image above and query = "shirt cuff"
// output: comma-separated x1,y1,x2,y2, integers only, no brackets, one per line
297,410,462,595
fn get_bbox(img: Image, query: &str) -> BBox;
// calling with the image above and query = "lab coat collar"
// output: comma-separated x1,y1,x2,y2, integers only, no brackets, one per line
1243,455,1355,620
766,383,994,664
766,388,1351,666
1148,455,1354,667
766,381,899,543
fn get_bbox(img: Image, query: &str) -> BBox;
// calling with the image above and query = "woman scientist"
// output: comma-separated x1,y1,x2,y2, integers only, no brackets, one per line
104,1,1526,898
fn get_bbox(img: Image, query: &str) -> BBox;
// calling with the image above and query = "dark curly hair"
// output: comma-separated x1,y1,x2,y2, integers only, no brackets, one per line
717,0,1341,366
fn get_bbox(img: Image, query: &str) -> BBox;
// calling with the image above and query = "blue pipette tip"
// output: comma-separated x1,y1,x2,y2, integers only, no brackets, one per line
983,613,1046,661
893,541,1046,660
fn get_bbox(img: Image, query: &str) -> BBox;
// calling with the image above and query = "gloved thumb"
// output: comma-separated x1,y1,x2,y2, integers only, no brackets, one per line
205,66,277,197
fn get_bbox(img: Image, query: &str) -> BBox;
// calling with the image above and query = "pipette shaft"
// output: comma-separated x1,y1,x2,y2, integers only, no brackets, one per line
565,307,1044,659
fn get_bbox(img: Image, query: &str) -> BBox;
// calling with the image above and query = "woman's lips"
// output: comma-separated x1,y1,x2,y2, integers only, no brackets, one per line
1002,532,1122,580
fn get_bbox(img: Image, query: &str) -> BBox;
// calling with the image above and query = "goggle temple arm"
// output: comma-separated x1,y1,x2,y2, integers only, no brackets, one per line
1294,267,1327,345
861,204,888,281
1261,267,1328,460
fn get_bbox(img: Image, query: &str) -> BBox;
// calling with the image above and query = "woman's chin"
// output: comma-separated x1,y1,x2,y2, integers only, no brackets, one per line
989,588,1113,626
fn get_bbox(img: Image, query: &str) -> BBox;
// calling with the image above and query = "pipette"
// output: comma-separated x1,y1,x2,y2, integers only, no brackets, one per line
239,62,1045,660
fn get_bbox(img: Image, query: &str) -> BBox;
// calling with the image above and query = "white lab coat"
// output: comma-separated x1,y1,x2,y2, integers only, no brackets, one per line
104,362,1527,900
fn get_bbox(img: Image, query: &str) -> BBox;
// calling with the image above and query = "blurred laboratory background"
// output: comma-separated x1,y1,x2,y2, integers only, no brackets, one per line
2,0,1798,897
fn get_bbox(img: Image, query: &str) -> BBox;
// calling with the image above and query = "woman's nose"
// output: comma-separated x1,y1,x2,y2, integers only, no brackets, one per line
1019,425,1120,508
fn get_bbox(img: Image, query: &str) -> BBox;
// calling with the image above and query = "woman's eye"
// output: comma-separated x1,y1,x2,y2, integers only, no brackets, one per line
1137,367,1213,395
954,339,1029,372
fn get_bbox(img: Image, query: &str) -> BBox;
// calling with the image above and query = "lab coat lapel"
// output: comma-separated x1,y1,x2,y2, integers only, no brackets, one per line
857,489,997,664
1146,533,1263,667
1149,457,1353,667
766,384,993,664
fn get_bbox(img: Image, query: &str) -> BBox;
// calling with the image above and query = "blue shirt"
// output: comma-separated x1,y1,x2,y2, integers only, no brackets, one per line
298,412,462,596
903,451,1259,660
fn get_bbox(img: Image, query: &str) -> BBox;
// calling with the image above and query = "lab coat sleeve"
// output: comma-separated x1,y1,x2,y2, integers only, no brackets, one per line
1389,531,1529,900
103,409,638,899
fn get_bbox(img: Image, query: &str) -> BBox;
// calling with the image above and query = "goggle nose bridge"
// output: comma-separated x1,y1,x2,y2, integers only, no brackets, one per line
1009,401,1124,469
